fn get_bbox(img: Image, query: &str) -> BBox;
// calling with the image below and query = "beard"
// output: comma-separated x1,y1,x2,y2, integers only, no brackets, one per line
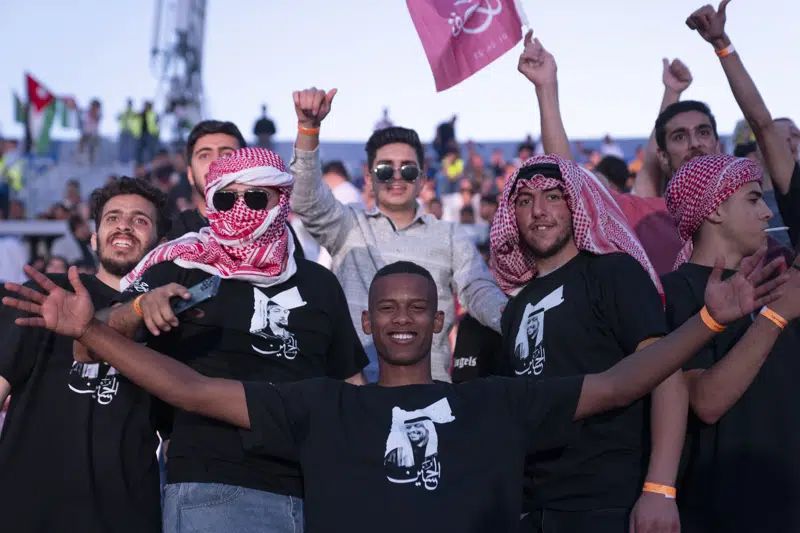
96,236,156,278
524,228,573,260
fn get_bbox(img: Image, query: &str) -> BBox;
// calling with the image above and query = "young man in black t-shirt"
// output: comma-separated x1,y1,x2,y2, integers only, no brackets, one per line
3,256,785,533
490,151,688,532
0,178,171,533
662,151,800,532
93,148,367,533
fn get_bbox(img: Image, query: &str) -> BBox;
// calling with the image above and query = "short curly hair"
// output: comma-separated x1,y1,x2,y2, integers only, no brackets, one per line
89,177,170,238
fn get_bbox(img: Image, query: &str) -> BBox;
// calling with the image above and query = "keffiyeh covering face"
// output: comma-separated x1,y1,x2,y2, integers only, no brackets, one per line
120,147,296,291
665,154,763,269
490,154,662,296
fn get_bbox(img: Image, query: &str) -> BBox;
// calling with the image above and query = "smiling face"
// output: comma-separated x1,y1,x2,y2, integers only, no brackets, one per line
370,143,425,213
514,187,575,260
93,194,160,278
362,273,444,368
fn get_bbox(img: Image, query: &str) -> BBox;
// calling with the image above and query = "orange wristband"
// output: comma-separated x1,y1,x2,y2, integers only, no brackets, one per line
760,306,788,330
298,125,320,135
133,295,145,317
643,482,677,499
716,44,735,58
700,306,725,332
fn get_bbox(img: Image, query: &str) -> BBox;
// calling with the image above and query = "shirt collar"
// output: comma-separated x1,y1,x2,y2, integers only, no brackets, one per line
365,202,431,226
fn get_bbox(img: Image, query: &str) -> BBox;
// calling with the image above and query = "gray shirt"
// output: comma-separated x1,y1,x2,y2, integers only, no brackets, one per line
289,147,507,382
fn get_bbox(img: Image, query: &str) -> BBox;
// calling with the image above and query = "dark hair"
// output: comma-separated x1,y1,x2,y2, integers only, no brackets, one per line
67,213,86,233
369,261,437,304
185,120,246,163
365,127,425,170
655,100,718,151
594,156,630,191
733,141,758,158
89,176,170,238
460,205,475,217
321,160,350,181
480,194,498,206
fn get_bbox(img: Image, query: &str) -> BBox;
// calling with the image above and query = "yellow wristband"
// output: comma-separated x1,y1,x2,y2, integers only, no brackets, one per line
643,482,677,499
133,295,145,317
700,306,726,332
760,306,788,330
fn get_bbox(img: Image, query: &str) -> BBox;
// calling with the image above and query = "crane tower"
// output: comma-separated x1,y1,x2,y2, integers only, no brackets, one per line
150,0,207,143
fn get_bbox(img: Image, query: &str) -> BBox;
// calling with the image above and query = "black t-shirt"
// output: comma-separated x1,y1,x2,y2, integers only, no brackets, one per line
775,162,800,251
166,209,306,261
500,252,667,511
241,375,583,533
0,275,164,533
122,259,368,496
451,313,502,383
662,263,800,533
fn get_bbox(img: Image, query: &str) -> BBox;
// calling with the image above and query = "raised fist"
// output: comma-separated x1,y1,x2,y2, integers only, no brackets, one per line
662,58,693,93
293,88,337,129
518,30,557,88
686,0,731,46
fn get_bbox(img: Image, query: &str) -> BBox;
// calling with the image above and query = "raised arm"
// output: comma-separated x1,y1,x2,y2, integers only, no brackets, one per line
687,0,794,195
289,88,355,255
634,59,693,197
575,249,787,420
2,267,250,430
686,256,800,424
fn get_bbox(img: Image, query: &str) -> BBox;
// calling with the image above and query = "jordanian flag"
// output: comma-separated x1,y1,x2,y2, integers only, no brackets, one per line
13,92,25,124
26,73,58,154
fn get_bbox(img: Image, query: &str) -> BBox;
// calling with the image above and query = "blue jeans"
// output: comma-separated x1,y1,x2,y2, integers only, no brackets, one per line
163,482,304,533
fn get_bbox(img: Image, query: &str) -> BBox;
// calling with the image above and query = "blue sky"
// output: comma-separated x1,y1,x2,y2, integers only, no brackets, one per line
1,0,797,143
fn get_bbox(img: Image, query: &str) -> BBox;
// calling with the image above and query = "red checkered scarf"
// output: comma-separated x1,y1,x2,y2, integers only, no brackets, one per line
490,154,662,296
120,148,296,291
665,154,763,269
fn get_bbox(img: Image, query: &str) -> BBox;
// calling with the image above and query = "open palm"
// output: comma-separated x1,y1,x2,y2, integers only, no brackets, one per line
704,247,788,324
2,265,95,339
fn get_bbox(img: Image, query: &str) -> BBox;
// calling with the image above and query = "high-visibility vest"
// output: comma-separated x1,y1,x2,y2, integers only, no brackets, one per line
117,110,138,135
0,155,24,192
145,110,159,136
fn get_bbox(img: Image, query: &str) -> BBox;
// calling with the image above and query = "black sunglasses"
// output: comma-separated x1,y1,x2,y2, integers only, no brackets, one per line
511,163,562,194
212,189,271,211
372,163,421,183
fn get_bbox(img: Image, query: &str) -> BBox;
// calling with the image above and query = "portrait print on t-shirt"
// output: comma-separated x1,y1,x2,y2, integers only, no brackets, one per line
249,286,307,359
67,361,121,405
383,398,455,491
513,285,564,376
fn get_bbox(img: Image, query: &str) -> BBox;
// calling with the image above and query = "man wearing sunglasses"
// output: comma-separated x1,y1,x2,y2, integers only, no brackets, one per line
289,88,507,383
168,119,307,261
86,148,368,533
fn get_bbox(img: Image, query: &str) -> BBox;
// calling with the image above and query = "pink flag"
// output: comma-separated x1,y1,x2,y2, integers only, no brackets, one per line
407,0,529,92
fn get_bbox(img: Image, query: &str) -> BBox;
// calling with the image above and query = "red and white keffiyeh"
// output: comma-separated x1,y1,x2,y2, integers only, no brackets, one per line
490,154,662,296
120,147,296,291
665,153,762,269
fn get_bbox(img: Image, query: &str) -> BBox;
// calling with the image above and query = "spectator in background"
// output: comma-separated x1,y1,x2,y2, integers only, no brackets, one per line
515,141,536,165
628,145,646,175
442,177,481,223
734,140,759,161
439,148,465,195
374,107,393,131
117,98,137,164
322,161,362,205
136,101,159,164
595,155,634,193
490,148,506,177
169,151,193,213
253,104,277,149
433,114,457,160
50,214,95,266
427,196,443,219
601,133,625,158
62,179,89,220
78,99,102,165
464,152,490,190
44,256,68,274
